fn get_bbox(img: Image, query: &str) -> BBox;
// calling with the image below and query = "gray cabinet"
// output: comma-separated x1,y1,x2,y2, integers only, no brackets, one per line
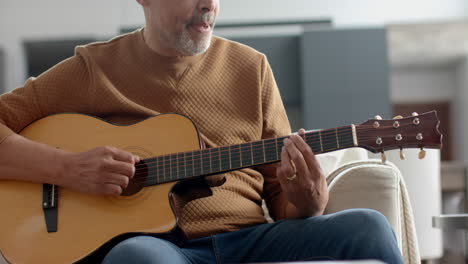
301,28,391,129
230,27,391,130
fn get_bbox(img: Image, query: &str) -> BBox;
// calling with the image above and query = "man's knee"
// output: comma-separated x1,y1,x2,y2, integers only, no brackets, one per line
102,236,188,264
324,209,402,262
330,209,394,239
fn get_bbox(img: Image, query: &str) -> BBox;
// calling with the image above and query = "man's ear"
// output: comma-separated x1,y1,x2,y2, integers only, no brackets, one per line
136,0,149,7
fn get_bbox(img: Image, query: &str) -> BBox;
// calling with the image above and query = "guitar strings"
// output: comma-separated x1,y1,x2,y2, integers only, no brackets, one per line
126,124,420,185
132,123,414,173
132,125,356,171
45,123,426,193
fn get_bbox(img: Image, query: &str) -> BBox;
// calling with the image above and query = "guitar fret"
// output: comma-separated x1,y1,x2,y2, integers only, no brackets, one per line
201,149,211,175
336,128,340,149
177,152,185,180
200,150,203,175
229,145,232,169
338,126,355,149
262,140,266,162
240,143,252,167
250,142,254,165
307,132,321,154
157,156,163,182
220,146,230,171
165,155,171,182
185,151,194,178
275,138,279,160
171,154,177,181
252,141,265,165
239,145,243,167
322,129,338,152
230,144,241,169
209,149,212,174
319,130,324,153
191,151,194,177
193,150,202,177
264,138,278,163
211,148,221,174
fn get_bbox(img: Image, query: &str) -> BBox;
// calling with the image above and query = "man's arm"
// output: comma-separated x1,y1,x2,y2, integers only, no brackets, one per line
0,54,138,196
257,55,329,219
0,133,139,196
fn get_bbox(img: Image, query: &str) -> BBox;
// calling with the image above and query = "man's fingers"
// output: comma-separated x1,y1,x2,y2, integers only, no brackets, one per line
101,173,130,189
103,146,139,164
106,160,136,178
289,132,322,179
102,183,123,196
283,138,309,177
278,145,294,185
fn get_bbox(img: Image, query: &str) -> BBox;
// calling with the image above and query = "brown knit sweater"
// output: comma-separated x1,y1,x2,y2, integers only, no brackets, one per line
0,29,291,239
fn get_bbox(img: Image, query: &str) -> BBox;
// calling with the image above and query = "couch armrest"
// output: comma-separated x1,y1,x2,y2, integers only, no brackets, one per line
325,160,420,264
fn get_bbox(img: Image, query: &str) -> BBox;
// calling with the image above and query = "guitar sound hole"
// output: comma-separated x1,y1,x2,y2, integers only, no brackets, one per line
121,180,144,196
121,161,147,196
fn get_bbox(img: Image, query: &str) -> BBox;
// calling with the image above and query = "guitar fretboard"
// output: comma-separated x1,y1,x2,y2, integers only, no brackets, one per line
140,125,356,186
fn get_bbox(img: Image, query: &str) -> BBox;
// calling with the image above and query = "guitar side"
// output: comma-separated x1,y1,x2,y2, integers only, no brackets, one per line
0,113,202,264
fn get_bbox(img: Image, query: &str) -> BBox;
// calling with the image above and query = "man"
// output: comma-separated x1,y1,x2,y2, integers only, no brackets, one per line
0,0,403,263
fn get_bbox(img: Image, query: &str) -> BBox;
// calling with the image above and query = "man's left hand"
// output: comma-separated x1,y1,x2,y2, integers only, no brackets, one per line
276,129,329,218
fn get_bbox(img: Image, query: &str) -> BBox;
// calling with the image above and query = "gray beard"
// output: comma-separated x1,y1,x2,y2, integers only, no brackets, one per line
172,28,212,56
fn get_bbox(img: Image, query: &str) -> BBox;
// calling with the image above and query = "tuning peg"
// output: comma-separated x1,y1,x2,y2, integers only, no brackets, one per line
393,115,403,120
419,148,426,159
412,112,419,117
381,151,387,163
400,148,406,160
374,115,383,120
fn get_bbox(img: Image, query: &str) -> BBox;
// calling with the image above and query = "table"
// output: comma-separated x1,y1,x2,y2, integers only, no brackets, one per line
433,214,468,230
433,214,468,262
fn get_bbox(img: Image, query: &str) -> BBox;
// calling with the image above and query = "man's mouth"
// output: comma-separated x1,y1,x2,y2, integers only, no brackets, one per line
190,22,212,33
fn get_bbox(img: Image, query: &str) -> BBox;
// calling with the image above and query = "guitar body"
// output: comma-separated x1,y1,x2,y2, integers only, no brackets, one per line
0,113,202,264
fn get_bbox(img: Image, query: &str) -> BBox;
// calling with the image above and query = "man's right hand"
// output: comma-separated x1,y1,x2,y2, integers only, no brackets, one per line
61,146,140,196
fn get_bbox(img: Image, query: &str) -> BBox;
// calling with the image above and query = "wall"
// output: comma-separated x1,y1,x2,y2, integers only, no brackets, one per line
0,0,121,92
1,0,467,92
121,0,468,26
391,65,458,103
454,58,468,162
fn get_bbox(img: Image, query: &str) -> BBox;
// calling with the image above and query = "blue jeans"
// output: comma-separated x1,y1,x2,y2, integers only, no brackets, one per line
102,209,403,264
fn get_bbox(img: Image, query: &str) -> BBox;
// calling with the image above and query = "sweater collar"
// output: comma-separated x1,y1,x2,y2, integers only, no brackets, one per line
134,28,208,76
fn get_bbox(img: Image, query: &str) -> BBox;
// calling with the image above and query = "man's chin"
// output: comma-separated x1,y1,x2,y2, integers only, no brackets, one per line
185,37,212,55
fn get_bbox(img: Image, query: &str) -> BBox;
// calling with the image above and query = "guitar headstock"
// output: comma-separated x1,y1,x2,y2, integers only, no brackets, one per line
356,111,442,156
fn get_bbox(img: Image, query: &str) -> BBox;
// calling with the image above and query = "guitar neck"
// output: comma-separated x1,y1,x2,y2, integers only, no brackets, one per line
140,125,357,186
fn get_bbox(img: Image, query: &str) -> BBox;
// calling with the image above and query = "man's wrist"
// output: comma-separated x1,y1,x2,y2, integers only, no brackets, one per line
52,149,72,186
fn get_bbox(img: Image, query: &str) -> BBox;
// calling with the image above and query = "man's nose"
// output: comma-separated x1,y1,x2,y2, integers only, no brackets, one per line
198,0,216,13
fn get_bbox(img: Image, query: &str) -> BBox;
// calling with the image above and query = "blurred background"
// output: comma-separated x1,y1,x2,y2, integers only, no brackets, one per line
1,0,468,263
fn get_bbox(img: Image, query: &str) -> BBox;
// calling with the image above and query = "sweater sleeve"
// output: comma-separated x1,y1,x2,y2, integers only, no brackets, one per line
0,53,91,144
257,55,292,220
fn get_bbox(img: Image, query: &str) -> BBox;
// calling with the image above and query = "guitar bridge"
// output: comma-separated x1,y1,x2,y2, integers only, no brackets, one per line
42,184,58,233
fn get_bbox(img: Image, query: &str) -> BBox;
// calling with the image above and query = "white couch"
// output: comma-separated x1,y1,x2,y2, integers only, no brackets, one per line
319,148,420,264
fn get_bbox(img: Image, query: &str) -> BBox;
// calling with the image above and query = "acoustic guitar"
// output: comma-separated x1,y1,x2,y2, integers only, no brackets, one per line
0,111,442,264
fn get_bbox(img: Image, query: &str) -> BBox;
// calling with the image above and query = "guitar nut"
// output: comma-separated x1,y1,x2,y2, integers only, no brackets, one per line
413,118,420,125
